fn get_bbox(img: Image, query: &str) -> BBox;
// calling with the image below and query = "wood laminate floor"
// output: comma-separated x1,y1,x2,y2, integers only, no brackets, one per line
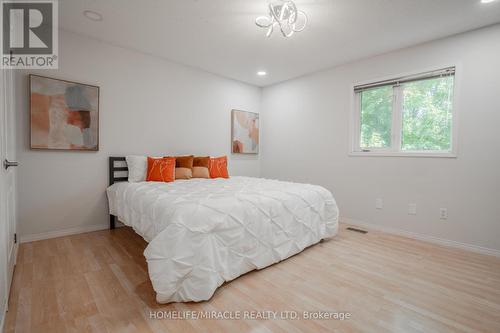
4,224,500,333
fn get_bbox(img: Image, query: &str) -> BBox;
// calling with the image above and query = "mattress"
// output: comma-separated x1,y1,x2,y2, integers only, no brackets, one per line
107,176,339,303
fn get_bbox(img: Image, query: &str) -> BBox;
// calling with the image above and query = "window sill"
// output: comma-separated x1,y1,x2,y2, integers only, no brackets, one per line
349,151,457,158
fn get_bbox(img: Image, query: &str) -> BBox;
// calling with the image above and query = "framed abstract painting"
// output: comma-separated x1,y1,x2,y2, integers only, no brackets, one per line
29,74,99,151
231,109,259,154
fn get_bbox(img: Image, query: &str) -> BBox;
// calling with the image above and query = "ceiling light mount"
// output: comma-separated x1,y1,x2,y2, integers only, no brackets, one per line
255,0,307,38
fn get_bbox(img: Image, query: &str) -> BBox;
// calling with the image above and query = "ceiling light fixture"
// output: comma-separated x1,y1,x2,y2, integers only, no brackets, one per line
481,0,497,3
83,10,103,22
255,0,307,38
257,71,267,76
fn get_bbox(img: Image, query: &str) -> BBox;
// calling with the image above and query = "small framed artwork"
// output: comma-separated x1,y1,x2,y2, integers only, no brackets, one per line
231,109,259,154
29,74,99,151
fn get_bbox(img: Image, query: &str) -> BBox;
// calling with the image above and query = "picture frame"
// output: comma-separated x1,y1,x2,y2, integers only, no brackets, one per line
231,109,259,154
29,74,100,151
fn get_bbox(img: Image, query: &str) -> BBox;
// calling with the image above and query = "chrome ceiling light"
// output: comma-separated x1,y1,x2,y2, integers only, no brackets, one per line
255,0,307,38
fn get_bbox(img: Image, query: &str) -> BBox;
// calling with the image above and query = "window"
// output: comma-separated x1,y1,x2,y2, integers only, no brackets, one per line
352,67,456,157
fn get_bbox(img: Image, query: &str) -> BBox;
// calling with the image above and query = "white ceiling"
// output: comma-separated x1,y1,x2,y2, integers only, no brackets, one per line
60,0,500,87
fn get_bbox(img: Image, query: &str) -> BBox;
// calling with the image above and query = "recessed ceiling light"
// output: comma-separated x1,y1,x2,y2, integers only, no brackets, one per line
257,71,267,76
481,0,497,3
83,10,103,22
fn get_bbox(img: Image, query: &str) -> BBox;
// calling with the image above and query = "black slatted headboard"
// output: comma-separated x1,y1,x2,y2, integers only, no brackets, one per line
109,156,128,186
108,157,128,229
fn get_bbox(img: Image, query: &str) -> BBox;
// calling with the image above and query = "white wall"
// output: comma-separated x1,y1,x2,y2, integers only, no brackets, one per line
261,25,500,252
15,30,262,238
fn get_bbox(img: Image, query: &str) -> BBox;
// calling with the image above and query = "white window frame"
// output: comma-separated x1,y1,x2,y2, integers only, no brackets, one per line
349,65,460,158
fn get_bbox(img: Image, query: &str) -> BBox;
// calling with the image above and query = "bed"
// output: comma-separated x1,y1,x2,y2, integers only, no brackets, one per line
107,157,339,303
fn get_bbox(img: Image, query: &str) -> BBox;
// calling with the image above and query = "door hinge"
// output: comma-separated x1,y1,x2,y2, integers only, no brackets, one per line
14,233,17,244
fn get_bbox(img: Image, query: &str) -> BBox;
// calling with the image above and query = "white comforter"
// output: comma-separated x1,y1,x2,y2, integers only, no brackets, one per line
107,176,338,303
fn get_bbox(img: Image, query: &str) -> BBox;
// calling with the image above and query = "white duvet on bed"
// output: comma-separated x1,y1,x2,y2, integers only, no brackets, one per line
107,176,339,303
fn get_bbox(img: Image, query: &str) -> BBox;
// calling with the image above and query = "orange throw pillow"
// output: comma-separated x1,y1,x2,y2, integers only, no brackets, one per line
209,156,229,179
146,157,176,182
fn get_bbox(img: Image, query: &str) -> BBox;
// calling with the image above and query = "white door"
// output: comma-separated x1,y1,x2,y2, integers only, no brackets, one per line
0,64,18,316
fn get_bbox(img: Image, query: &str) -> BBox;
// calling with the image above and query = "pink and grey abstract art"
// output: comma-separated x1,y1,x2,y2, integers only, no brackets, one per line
231,109,259,154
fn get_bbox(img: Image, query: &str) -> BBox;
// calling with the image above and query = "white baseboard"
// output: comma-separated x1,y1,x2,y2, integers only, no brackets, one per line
20,224,109,243
341,217,500,258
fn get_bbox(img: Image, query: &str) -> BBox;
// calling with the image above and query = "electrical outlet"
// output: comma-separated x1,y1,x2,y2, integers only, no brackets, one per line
440,208,448,220
408,203,417,215
376,198,383,209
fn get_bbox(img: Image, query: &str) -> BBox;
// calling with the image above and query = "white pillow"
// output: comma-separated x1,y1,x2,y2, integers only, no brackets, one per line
126,155,147,182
